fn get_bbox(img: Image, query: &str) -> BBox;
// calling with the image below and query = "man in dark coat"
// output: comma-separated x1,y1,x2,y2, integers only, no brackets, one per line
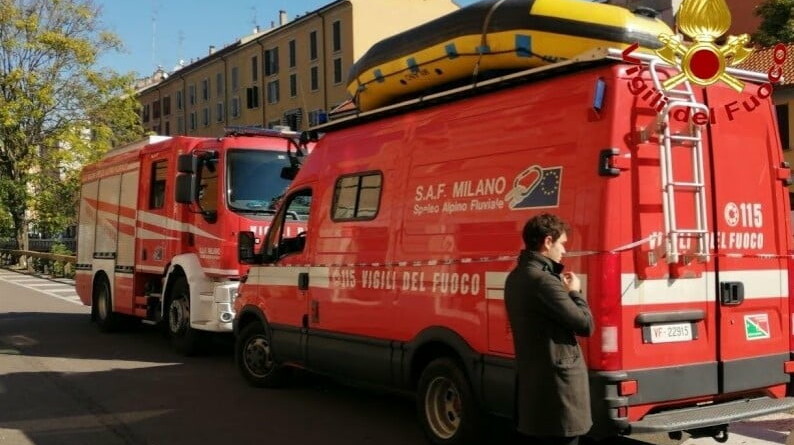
504,213,594,445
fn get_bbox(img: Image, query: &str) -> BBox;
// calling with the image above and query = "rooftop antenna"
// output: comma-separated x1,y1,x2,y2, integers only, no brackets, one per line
151,0,159,70
177,30,185,63
251,5,259,33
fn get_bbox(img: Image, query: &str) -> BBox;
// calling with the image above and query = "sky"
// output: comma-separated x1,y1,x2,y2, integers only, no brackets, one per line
96,0,480,78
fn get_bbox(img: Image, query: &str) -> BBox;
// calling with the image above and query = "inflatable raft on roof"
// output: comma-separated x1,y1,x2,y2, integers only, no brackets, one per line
347,0,673,112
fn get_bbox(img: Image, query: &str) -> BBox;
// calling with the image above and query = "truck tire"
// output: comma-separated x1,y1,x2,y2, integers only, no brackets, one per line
417,357,483,445
93,277,119,332
236,322,290,388
166,276,205,355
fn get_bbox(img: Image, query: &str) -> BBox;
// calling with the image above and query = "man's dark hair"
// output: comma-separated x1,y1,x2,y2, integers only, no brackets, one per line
523,213,570,251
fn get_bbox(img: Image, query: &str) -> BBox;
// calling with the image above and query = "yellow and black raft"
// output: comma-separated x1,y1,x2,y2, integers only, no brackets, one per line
347,0,673,111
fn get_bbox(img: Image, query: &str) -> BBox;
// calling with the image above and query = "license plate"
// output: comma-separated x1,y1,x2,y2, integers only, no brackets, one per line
649,322,693,344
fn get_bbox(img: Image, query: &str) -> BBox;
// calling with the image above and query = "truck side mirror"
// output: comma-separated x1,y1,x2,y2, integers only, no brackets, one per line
281,165,300,180
177,154,198,174
175,173,196,203
238,231,259,264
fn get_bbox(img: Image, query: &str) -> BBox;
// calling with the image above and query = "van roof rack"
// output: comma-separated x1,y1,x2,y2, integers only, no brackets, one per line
224,125,301,139
316,47,770,132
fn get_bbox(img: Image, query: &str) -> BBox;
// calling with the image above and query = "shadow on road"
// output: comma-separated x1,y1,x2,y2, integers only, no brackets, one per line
0,310,687,445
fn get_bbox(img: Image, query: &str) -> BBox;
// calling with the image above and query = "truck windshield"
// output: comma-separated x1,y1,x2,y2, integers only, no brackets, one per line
227,149,292,214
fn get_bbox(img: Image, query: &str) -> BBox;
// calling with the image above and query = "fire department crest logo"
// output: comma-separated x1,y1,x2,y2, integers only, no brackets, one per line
505,165,562,210
655,0,753,91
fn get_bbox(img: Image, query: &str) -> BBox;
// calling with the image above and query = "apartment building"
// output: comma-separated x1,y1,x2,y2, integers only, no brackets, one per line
137,0,459,136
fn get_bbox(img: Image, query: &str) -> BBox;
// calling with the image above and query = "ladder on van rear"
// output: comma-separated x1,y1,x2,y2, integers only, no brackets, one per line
648,60,710,264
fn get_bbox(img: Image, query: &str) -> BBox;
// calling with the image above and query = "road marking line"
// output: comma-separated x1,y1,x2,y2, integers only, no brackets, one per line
0,274,83,306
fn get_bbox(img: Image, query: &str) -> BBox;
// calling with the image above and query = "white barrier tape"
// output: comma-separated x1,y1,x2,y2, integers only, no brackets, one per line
256,235,790,268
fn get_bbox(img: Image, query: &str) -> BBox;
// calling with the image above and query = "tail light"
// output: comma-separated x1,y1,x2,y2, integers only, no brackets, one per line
589,252,623,371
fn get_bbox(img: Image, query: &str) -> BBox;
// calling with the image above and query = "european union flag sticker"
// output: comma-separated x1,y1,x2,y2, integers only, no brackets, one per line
505,165,563,210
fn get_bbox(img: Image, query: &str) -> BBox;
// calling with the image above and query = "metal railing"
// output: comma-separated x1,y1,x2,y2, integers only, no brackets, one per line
0,238,76,253
0,248,77,278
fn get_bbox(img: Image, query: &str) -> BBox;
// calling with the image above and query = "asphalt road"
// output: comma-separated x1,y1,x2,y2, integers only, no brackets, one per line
0,269,791,445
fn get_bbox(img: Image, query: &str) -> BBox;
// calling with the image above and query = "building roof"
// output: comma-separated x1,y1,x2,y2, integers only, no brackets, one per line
737,43,794,86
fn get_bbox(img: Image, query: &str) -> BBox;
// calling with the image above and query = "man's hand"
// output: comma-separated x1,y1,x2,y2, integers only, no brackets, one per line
562,271,581,293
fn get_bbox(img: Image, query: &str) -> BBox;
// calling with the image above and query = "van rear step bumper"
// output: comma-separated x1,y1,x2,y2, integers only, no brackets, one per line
630,397,794,433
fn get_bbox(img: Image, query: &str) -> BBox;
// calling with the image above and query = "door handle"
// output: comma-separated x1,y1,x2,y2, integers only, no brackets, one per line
720,282,744,306
298,272,309,290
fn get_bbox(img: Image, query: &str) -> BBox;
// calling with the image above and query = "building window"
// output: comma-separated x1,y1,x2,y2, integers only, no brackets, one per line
290,74,298,97
188,85,196,106
202,107,210,127
201,78,210,101
163,96,171,116
311,66,319,91
149,161,167,209
189,112,196,130
164,121,170,135
332,20,341,52
332,172,382,221
231,66,239,91
176,91,183,110
251,55,258,82
142,104,150,123
265,47,279,76
231,96,240,118
333,58,343,84
309,109,327,127
246,86,260,109
283,108,302,130
289,40,296,68
777,104,790,150
177,116,184,134
216,102,224,122
153,99,161,119
216,72,224,96
267,80,280,104
309,30,318,61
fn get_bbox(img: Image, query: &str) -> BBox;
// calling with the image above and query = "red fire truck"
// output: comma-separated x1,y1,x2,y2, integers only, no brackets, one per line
76,127,310,354
232,46,794,443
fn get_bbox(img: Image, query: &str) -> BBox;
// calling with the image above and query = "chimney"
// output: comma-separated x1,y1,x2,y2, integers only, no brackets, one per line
253,25,260,34
279,10,288,26
209,45,216,55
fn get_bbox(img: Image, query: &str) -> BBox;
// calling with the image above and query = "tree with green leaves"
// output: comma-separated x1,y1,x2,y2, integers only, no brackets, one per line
0,0,144,249
752,0,794,46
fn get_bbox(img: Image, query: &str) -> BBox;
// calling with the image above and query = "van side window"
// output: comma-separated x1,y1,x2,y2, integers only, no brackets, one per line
149,160,167,209
332,172,382,221
265,189,312,259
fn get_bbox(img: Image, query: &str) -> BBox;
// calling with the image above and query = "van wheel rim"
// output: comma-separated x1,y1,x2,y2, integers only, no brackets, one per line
244,335,274,378
169,297,189,334
425,376,462,439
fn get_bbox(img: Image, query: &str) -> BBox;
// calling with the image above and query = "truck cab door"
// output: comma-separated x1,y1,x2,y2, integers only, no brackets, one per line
257,187,314,367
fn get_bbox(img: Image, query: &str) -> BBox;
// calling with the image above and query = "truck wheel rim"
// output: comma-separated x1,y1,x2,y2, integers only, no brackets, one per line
169,297,189,334
243,335,274,378
425,376,462,439
98,290,109,320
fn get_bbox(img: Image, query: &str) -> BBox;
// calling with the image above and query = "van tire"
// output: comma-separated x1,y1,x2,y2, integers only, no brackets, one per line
236,322,290,388
417,357,483,445
166,276,205,355
93,277,119,332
